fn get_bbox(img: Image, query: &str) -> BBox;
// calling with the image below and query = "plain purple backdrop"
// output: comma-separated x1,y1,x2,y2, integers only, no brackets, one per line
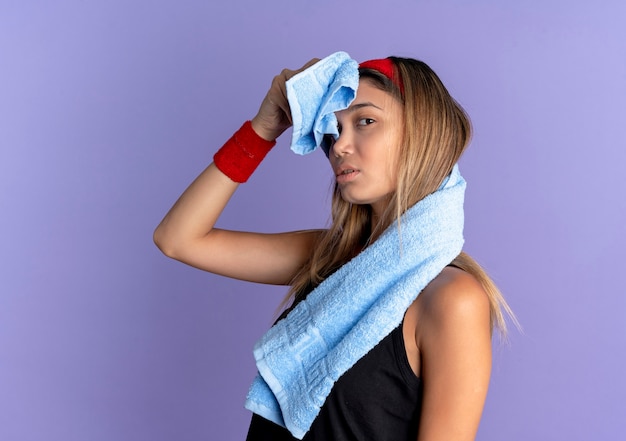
1,1,625,440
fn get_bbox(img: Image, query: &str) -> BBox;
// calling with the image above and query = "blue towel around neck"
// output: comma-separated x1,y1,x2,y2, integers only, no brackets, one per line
286,51,359,155
245,166,466,439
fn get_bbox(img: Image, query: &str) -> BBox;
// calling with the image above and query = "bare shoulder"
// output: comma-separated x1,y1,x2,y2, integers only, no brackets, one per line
414,266,491,342
419,266,489,319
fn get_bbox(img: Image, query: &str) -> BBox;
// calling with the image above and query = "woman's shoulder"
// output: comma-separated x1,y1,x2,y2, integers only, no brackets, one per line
420,266,489,313
412,266,491,343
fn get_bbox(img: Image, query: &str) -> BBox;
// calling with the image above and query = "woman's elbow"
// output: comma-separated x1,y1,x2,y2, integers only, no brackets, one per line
153,224,178,258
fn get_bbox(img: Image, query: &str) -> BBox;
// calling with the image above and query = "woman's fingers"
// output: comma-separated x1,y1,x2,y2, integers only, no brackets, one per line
252,58,321,141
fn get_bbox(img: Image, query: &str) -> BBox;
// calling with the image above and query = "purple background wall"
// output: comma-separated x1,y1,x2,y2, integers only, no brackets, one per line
1,1,625,440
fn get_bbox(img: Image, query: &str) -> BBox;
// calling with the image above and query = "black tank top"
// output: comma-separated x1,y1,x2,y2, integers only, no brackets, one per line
246,323,423,441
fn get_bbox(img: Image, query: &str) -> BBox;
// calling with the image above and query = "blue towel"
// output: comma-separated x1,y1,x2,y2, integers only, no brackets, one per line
287,51,359,155
245,166,466,439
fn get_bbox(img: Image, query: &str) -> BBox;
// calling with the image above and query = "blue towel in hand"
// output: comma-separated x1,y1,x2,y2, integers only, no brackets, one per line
245,166,466,439
287,51,359,155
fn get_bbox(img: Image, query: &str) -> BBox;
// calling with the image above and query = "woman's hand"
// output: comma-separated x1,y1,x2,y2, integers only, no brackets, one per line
251,58,320,141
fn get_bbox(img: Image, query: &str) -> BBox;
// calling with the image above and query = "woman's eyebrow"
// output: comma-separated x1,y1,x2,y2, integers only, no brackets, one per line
345,102,383,112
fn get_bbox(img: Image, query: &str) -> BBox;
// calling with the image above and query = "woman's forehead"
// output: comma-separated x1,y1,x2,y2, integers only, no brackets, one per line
343,81,400,113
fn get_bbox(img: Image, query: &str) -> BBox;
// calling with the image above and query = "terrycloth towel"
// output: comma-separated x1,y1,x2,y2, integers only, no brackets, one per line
245,166,466,439
287,51,359,155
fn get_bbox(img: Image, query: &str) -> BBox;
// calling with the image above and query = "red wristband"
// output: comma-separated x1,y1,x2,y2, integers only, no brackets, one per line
213,121,276,183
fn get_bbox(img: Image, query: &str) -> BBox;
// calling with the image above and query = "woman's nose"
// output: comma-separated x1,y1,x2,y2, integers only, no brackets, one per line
331,132,352,158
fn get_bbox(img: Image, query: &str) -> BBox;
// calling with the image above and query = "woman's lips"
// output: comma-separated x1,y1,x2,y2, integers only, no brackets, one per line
336,168,360,184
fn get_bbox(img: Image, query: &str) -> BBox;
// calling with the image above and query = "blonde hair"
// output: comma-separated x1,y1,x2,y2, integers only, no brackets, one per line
284,57,515,334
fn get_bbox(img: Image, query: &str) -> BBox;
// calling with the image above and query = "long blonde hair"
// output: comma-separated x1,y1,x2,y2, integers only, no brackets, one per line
284,57,515,334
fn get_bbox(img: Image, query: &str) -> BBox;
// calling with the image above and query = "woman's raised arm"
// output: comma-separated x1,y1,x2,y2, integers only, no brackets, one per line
153,59,321,285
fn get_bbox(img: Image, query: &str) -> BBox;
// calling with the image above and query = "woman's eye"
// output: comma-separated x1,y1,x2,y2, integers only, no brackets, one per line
357,118,375,126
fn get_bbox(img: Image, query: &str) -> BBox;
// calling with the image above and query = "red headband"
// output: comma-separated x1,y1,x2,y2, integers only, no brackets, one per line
359,58,404,93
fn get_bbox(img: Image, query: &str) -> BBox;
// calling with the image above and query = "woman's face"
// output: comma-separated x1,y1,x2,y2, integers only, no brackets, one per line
327,79,404,217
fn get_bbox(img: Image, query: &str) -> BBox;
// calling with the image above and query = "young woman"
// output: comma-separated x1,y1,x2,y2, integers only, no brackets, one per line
154,56,513,441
